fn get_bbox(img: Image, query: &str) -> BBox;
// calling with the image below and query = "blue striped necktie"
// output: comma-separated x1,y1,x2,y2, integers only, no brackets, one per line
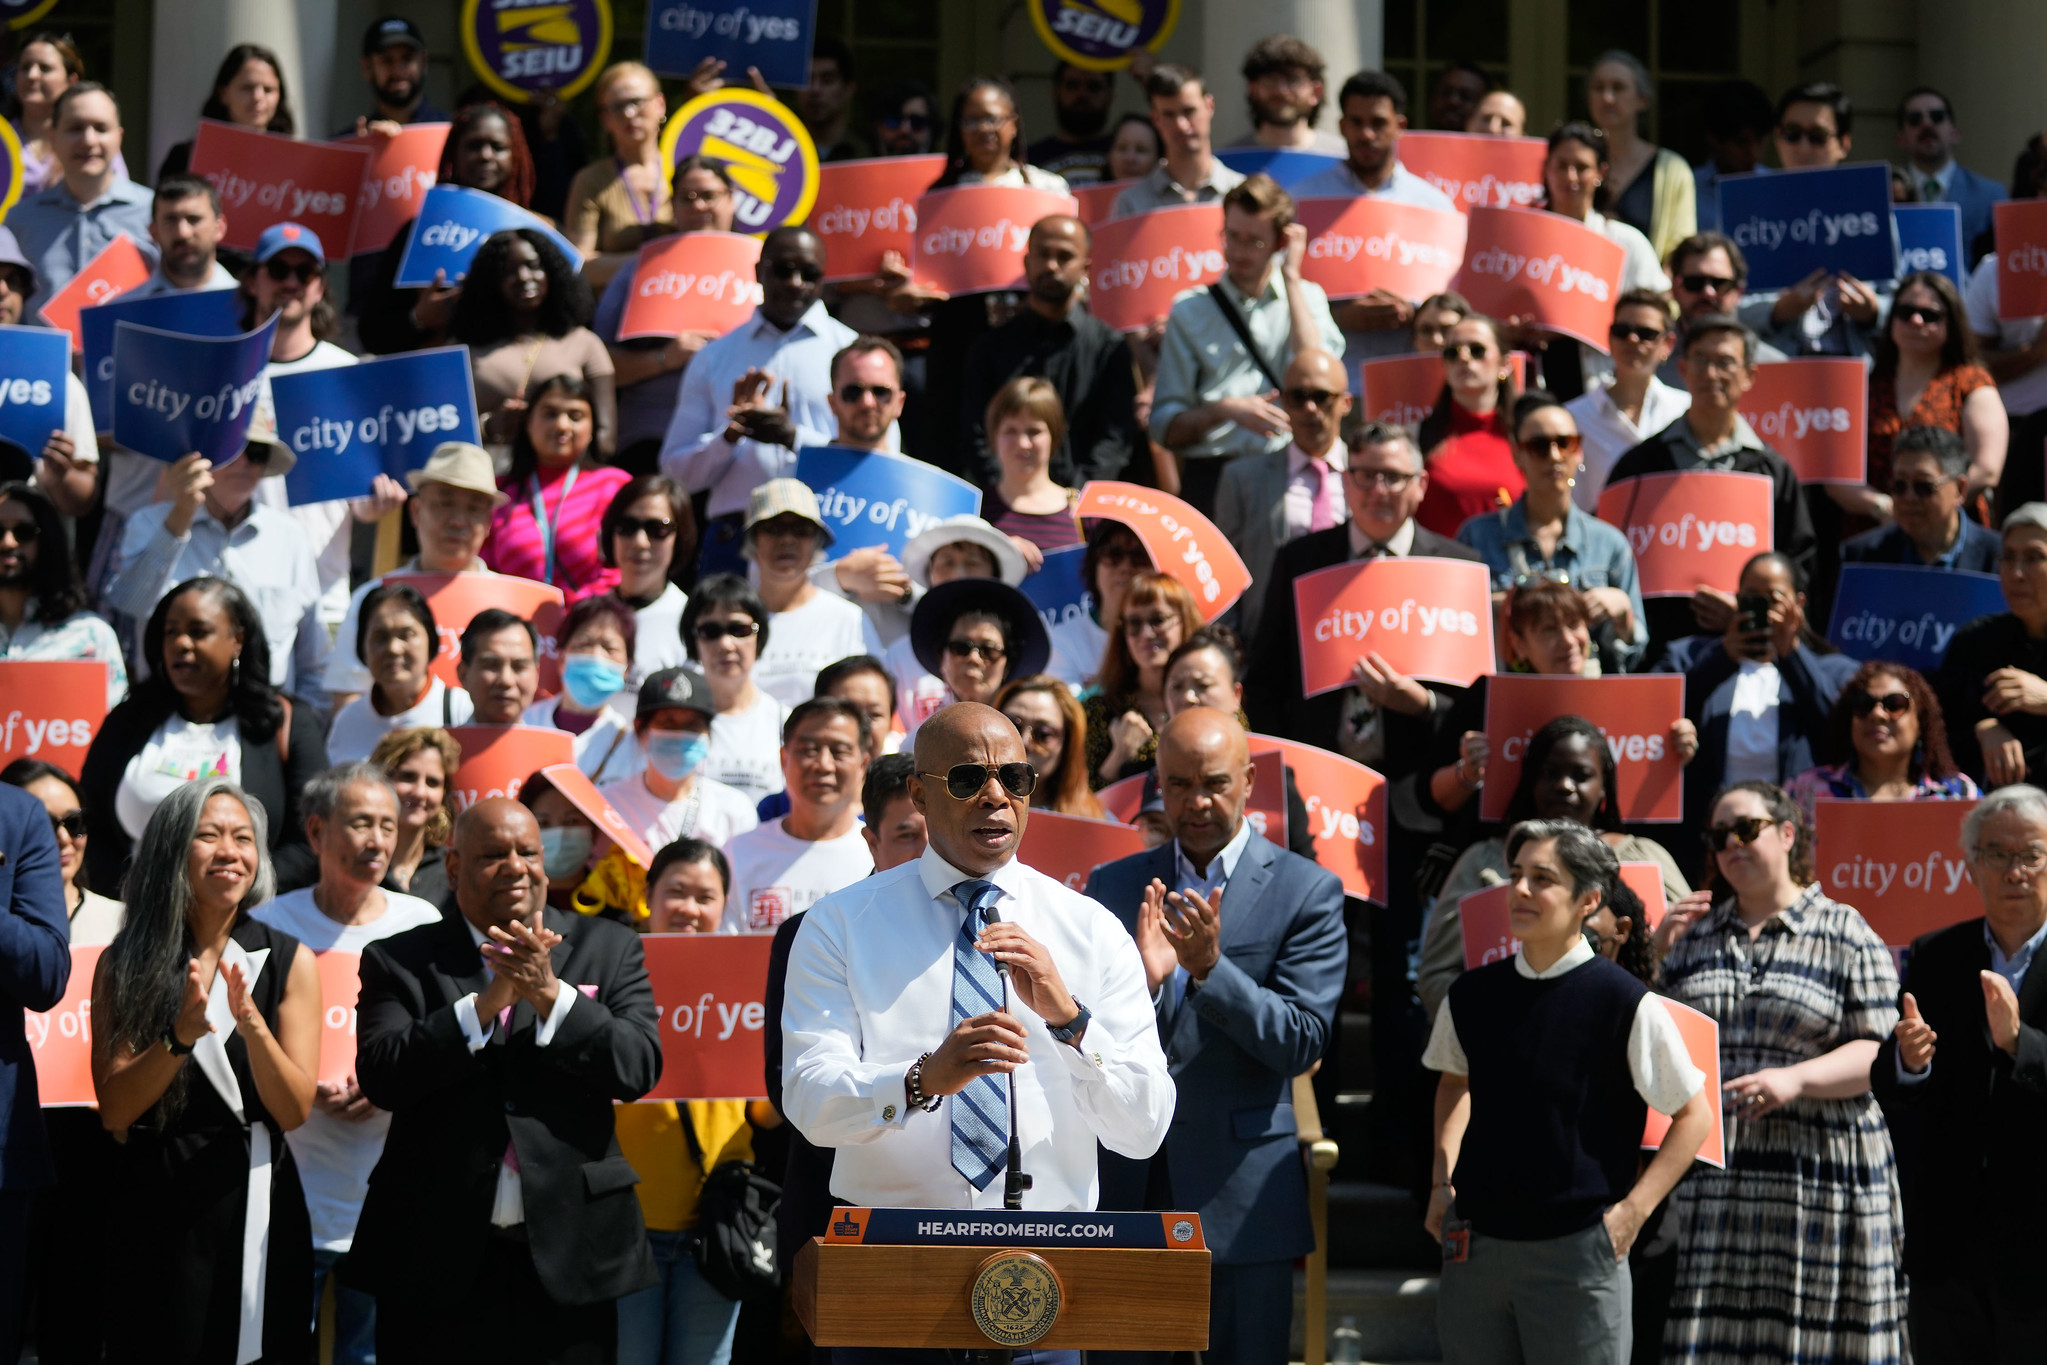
949,878,1008,1191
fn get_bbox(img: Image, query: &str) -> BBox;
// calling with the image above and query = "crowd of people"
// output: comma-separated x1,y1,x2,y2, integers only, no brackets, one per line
0,14,2042,1365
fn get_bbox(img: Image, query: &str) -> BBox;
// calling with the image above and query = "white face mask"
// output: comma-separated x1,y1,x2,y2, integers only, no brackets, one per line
540,825,593,880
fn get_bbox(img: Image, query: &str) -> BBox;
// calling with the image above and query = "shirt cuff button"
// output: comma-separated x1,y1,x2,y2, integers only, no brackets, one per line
883,1104,897,1122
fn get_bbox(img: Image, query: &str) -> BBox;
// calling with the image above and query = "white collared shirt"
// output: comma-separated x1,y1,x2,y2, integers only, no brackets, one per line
781,844,1172,1210
1346,517,1418,559
1566,375,1693,513
1173,818,1253,903
1283,441,1348,541
657,300,899,519
1421,937,1704,1117
454,918,579,1226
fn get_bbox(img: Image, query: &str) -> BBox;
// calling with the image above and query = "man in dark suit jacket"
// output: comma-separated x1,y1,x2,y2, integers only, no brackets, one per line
0,784,69,1363
350,797,661,1365
1873,785,2047,1361
1086,710,1347,1365
1840,425,2001,573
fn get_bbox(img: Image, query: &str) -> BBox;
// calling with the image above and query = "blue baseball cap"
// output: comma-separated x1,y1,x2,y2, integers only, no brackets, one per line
253,222,325,267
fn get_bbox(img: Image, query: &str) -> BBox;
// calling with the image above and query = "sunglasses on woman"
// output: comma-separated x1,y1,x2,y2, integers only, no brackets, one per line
1702,815,1776,852
920,762,1037,800
1894,303,1947,326
693,620,759,641
1442,342,1490,363
612,516,676,541
945,638,1005,663
47,811,85,841
1847,690,1911,717
1518,433,1583,457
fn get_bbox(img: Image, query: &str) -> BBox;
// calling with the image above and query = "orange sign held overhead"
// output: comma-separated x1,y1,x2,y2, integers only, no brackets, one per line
1396,132,1547,216
617,231,764,340
1457,206,1627,350
190,120,371,255
812,155,944,281
335,122,448,255
1294,196,1466,301
1075,481,1251,621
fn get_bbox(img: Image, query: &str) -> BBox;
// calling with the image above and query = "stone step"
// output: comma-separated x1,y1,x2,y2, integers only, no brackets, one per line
1292,1267,1441,1363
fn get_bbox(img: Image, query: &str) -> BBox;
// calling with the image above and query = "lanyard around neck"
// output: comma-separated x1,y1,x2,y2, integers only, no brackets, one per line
530,466,579,585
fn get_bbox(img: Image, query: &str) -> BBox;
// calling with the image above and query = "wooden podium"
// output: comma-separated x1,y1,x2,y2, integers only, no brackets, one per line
794,1207,1211,1352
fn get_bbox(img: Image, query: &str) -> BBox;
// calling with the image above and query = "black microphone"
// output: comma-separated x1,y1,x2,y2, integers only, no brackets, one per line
981,903,1031,1209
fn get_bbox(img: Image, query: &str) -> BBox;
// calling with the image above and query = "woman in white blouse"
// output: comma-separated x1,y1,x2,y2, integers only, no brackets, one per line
325,583,470,765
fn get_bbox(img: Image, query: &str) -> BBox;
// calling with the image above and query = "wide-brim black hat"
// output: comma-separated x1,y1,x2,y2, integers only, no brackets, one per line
910,577,1052,684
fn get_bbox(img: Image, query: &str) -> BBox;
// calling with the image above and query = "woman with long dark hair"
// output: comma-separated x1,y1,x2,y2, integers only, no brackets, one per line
1084,570,1203,788
1415,313,1522,535
358,101,541,355
453,227,614,457
78,578,329,894
1657,780,1905,1363
482,373,631,598
600,474,697,688
996,674,1103,819
0,479,127,708
91,776,320,1363
1784,659,1978,818
156,43,295,181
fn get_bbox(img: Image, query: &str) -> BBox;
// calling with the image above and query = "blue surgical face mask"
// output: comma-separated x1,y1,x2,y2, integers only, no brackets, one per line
646,729,710,781
561,652,626,709
540,825,594,881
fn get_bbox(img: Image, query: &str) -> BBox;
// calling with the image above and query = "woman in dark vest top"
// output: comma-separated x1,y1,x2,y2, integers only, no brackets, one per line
1424,819,1711,1365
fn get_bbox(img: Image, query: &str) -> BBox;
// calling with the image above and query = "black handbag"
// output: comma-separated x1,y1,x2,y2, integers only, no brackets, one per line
682,1112,782,1301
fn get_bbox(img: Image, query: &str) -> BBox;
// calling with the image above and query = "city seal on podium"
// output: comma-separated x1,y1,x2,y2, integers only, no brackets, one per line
969,1251,1063,1347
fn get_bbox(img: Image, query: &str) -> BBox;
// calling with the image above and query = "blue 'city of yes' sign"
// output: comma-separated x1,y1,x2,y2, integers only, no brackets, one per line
1215,148,1343,190
1826,563,2006,675
110,315,279,464
794,446,980,562
642,0,816,89
0,326,70,457
277,347,482,505
1717,162,1897,291
82,288,247,431
1893,203,1965,284
393,184,585,288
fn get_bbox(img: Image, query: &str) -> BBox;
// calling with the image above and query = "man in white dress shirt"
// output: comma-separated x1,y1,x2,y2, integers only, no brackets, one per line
781,703,1172,1361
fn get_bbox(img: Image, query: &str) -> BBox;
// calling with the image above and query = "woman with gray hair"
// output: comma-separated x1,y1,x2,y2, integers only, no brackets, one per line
1584,50,1697,261
90,776,322,1364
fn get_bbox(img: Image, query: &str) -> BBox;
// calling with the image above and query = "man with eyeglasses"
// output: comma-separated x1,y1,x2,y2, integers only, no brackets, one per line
1086,707,1346,1365
1027,62,1116,186
1227,34,1347,156
870,81,936,158
662,225,892,576
1872,783,2047,1360
325,442,512,713
960,215,1141,487
1151,174,1343,517
1570,289,1693,509
1841,425,2000,571
724,699,873,933
1215,348,1352,643
781,701,1170,1297
1939,503,2047,788
1656,233,1788,389
1606,315,1817,662
1895,88,2005,263
1111,64,1245,220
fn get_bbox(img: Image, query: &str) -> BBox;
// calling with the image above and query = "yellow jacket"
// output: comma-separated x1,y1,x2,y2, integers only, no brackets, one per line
615,1099,755,1232
1647,147,1699,265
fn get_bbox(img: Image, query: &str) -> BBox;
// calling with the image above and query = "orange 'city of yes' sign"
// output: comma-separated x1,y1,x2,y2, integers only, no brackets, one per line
540,762,654,869
26,945,101,1107
911,184,1080,294
1076,481,1251,621
1249,734,1387,904
1352,350,1528,427
1290,555,1496,695
37,236,151,351
1295,196,1467,302
1619,861,1670,930
812,154,945,282
316,951,364,1085
384,573,568,689
1595,471,1774,599
640,933,774,1101
335,122,448,256
1085,204,1224,332
1994,199,2047,320
1072,179,1133,228
0,660,111,779
1096,773,1148,824
618,232,765,340
448,725,574,812
1395,132,1548,216
1017,810,1150,893
1457,206,1627,351
1738,358,1869,485
1816,797,1979,946
189,120,371,256
1481,675,1686,823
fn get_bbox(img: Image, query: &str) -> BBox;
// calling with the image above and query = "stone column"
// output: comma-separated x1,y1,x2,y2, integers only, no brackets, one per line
1201,0,1381,147
148,0,339,179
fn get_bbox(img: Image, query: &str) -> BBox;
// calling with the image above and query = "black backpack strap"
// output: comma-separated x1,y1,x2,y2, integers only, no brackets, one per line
1206,283,1286,391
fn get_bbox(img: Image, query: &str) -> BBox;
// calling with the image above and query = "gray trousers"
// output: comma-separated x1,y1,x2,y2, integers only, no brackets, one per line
1437,1219,1630,1365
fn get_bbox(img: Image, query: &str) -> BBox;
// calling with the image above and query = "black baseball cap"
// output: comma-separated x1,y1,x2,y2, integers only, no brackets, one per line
363,16,426,56
635,667,715,722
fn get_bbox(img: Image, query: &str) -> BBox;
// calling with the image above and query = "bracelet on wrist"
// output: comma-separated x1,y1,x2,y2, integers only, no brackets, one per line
162,1029,196,1057
905,1052,943,1113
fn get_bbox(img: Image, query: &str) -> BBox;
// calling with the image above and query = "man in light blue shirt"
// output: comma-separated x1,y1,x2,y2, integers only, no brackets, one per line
1109,64,1245,220
1150,176,1343,517
657,225,896,575
6,82,154,314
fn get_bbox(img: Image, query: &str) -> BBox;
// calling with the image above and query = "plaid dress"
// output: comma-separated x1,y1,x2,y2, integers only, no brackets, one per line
1657,885,1906,1364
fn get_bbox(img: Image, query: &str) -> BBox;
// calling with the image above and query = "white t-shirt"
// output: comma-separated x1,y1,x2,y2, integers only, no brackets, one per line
522,696,642,785
250,887,443,1252
707,687,789,805
253,340,361,627
597,771,760,852
1046,613,1109,691
884,633,949,740
754,588,876,708
117,715,241,841
628,582,691,690
1725,659,1783,785
722,818,874,933
327,678,472,765
1965,253,2047,416
324,563,508,695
